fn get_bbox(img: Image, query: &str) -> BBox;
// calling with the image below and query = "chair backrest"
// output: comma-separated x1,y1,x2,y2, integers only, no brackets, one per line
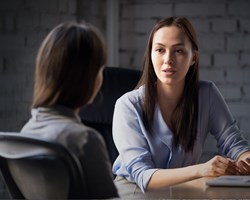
79,67,141,163
0,132,87,200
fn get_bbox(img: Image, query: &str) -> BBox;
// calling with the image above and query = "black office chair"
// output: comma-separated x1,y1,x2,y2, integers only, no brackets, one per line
79,67,141,164
0,132,87,200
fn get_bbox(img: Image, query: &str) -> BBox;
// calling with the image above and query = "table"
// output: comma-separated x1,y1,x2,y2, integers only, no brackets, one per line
115,176,250,199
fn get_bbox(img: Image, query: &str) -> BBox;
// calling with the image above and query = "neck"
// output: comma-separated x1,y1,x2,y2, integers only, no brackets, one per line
156,80,185,130
157,80,185,106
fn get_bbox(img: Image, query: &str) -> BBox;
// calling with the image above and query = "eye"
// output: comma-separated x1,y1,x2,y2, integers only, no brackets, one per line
155,48,165,53
175,49,184,54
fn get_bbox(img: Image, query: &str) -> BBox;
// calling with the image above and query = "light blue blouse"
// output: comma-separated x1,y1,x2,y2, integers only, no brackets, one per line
112,80,250,192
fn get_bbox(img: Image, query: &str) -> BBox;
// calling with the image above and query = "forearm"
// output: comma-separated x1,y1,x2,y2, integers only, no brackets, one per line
147,155,237,190
147,164,202,190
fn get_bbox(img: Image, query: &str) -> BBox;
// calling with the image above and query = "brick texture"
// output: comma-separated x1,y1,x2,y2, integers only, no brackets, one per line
0,0,250,195
0,0,77,132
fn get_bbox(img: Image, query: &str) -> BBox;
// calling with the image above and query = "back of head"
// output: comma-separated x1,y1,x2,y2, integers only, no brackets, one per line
32,21,106,110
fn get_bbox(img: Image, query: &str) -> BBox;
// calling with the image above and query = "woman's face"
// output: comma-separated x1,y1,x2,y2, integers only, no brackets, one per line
88,66,104,104
151,26,195,88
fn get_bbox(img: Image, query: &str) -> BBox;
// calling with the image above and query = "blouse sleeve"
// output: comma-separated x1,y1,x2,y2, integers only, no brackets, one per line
208,82,250,160
112,95,158,192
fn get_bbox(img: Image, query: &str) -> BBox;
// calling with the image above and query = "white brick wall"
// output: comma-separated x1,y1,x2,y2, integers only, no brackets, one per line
226,69,250,83
227,34,250,51
240,19,250,32
228,103,250,117
175,3,226,17
228,2,250,16
191,19,210,33
241,53,250,66
200,34,225,52
214,53,238,68
200,69,225,83
134,19,156,34
219,85,242,101
25,0,58,12
199,53,211,67
212,19,237,33
0,0,77,133
0,0,249,174
118,0,250,146
118,0,250,163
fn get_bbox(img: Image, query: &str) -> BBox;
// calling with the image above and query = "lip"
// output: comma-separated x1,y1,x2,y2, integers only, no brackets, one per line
161,68,176,76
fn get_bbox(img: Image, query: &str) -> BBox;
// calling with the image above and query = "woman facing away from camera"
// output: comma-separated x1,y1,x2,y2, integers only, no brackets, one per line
112,16,250,192
21,21,118,198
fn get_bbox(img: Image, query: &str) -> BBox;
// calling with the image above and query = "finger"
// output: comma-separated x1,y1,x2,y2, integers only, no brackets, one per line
209,156,233,176
216,157,230,169
237,160,250,175
242,161,250,174
225,162,240,175
215,167,229,176
216,156,228,163
226,163,237,175
216,159,240,175
213,163,229,175
225,164,240,175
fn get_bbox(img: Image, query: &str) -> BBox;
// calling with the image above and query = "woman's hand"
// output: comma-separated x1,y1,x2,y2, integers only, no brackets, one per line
199,155,239,177
236,152,250,175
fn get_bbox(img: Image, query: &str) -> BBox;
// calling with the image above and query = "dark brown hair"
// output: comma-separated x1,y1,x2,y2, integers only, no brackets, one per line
137,17,199,152
32,21,106,109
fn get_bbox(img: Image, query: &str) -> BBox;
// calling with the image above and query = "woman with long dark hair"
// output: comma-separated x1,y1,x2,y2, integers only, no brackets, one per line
112,16,250,192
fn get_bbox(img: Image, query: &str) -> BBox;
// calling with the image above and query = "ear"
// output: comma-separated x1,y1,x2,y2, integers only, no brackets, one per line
191,51,197,66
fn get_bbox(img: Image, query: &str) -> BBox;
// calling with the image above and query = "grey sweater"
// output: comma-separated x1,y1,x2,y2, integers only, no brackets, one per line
21,105,118,199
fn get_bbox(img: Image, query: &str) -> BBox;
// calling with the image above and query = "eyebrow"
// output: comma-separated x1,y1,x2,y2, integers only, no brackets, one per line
153,42,185,47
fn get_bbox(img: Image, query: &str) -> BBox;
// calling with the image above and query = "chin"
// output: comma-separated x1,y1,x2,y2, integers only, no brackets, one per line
161,78,174,84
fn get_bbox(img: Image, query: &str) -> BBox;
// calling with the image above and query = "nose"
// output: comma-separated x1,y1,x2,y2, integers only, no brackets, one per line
164,51,174,65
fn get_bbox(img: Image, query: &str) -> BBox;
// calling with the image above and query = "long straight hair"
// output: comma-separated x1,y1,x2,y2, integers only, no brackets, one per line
32,21,106,109
137,17,199,152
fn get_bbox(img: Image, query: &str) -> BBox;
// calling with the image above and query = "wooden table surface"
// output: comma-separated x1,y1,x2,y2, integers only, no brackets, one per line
116,176,250,199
